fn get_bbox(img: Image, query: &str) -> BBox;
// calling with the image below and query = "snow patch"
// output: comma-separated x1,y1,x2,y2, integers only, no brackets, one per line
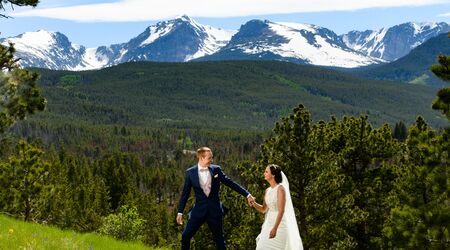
257,22,379,67
140,24,174,46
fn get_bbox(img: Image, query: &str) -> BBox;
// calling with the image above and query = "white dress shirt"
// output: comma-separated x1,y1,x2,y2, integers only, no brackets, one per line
198,163,212,196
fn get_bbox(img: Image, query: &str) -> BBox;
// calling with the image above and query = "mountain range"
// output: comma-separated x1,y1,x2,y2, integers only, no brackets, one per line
0,15,450,70
342,22,450,61
1,15,449,71
357,32,450,86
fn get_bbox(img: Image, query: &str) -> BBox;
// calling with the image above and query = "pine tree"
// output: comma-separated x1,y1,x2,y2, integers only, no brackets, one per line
0,140,50,221
393,121,408,141
254,104,400,249
383,117,450,249
258,104,315,245
431,32,450,121
0,1,46,133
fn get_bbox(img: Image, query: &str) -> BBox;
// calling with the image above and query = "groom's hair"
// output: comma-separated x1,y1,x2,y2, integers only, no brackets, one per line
268,164,283,183
196,147,212,158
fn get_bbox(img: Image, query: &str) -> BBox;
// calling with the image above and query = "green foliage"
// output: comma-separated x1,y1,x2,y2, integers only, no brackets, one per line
0,40,446,249
0,41,18,70
0,1,46,133
432,88,450,121
430,36,450,122
1,100,447,249
58,74,82,90
382,117,450,249
248,104,401,249
32,60,447,130
0,140,50,221
258,104,314,245
431,54,450,82
138,195,177,248
393,121,408,141
0,43,46,133
98,205,146,241
360,32,450,86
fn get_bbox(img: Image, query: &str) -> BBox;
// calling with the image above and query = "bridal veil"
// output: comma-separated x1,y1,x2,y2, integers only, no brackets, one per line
280,171,303,250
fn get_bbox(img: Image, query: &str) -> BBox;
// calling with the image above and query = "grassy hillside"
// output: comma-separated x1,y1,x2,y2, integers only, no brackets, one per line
0,215,166,250
31,60,446,129
356,33,450,86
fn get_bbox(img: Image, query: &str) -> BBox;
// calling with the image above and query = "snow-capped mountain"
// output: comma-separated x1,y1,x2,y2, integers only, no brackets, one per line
201,20,381,68
341,22,450,61
1,15,235,70
98,15,235,66
2,17,448,70
0,30,104,70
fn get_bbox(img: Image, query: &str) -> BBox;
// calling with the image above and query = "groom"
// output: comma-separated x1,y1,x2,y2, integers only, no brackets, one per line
176,147,255,250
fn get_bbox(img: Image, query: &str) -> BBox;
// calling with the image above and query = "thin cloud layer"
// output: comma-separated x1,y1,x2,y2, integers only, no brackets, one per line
438,12,450,17
12,0,450,22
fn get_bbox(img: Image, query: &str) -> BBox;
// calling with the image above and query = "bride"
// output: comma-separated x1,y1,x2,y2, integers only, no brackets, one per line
251,164,303,250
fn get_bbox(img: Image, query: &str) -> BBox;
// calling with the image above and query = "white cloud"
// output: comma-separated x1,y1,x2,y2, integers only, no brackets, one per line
438,12,450,17
12,0,450,22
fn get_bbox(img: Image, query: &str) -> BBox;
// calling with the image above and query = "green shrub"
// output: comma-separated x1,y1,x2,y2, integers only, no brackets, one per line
98,205,146,241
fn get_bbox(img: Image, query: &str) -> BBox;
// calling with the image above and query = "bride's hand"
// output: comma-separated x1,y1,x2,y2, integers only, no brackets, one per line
269,227,277,239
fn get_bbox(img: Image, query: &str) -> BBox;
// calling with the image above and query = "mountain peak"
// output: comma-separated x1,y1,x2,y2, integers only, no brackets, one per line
149,15,203,33
170,14,201,27
342,21,450,61
5,30,62,49
0,29,91,70
407,21,440,26
20,29,55,38
175,14,193,22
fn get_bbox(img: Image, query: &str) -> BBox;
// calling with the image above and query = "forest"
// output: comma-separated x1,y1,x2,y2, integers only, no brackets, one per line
1,67,449,249
1,100,449,249
1,2,449,249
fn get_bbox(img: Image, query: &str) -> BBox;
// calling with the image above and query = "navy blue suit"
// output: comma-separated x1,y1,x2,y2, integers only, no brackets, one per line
178,164,250,250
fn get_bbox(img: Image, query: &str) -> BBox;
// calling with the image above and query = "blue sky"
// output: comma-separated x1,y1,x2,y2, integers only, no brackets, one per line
1,0,450,47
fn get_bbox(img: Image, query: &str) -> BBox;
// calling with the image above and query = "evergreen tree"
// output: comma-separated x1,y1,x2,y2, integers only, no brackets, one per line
0,1,45,133
381,37,450,248
431,32,450,121
393,121,408,141
254,104,400,249
0,140,50,221
0,45,46,133
258,104,315,245
383,117,450,249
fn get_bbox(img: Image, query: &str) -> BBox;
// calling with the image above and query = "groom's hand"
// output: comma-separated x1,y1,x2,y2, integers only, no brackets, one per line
176,213,183,225
247,195,255,207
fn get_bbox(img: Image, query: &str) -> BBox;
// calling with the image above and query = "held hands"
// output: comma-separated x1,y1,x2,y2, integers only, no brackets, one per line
247,195,256,207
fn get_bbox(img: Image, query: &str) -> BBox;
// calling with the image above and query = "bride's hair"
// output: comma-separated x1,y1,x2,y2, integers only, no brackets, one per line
268,164,283,183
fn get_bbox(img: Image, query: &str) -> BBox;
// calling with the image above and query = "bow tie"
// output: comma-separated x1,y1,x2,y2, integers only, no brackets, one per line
199,167,209,172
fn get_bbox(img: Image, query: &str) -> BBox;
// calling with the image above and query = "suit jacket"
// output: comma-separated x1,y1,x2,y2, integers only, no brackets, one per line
177,164,250,218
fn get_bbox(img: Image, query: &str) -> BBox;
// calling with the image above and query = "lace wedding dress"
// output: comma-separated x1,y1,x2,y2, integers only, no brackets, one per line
256,172,303,250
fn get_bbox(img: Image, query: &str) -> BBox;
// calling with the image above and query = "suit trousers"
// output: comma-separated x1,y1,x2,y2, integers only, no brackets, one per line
181,213,225,250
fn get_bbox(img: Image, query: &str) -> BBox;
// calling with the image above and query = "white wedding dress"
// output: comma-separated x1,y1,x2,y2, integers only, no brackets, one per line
256,172,303,250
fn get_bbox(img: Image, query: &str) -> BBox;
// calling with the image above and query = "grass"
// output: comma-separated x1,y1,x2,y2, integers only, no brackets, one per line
0,214,168,250
409,74,429,85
